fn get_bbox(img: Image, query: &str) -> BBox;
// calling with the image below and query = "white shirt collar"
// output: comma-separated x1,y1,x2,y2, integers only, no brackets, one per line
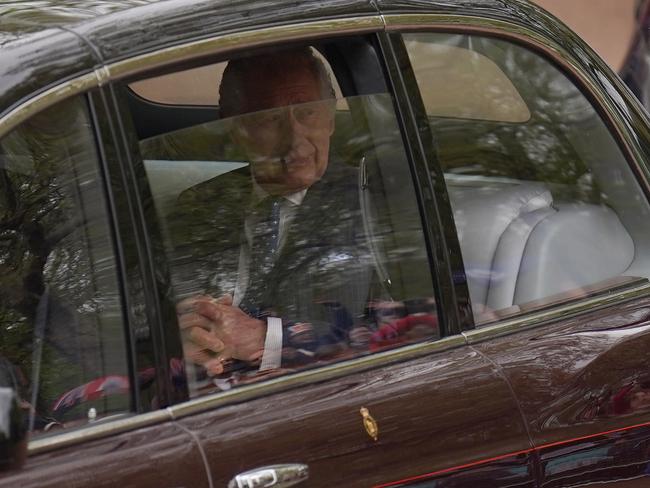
252,180,307,206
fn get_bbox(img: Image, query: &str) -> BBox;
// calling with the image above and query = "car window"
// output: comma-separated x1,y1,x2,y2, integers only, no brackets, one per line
123,43,439,397
404,32,650,325
0,96,130,434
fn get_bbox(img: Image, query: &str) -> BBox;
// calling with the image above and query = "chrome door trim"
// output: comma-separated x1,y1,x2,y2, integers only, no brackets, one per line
27,335,465,455
28,409,172,455
0,16,382,139
167,335,466,420
383,13,650,196
28,282,650,454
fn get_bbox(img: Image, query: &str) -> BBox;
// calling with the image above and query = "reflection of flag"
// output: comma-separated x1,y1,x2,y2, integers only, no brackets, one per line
52,375,130,413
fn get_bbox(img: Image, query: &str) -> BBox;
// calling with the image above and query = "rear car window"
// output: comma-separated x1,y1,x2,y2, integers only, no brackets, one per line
405,32,650,325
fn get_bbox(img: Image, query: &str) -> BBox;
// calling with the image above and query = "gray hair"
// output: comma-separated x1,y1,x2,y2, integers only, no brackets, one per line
219,47,335,118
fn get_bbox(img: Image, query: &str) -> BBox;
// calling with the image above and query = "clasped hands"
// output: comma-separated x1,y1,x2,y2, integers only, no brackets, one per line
176,294,266,376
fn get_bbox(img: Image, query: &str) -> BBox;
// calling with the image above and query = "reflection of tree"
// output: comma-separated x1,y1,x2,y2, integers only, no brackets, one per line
1,1,153,26
0,99,127,426
432,36,605,204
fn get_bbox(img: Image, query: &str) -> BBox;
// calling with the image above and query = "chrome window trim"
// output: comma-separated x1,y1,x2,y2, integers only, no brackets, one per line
462,282,650,345
28,335,466,454
18,12,650,455
0,71,99,139
28,409,171,455
167,334,466,420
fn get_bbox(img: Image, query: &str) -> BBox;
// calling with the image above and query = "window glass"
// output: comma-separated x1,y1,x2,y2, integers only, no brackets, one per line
0,96,129,434
126,44,438,397
405,33,650,324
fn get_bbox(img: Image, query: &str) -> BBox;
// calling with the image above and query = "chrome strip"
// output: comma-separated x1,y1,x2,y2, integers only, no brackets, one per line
0,16,382,140
169,334,465,419
0,72,98,138
27,335,463,454
107,17,383,81
383,13,649,190
463,283,650,344
28,409,172,455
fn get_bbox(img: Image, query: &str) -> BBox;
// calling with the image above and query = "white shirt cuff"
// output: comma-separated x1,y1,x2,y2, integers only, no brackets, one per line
259,316,283,370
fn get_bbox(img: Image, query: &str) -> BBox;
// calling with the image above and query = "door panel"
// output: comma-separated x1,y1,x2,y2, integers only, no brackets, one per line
473,296,650,486
0,421,210,488
178,345,534,487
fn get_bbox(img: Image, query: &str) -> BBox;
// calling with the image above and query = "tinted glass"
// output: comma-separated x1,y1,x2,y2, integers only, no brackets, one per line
405,33,650,324
0,97,129,434
128,46,439,397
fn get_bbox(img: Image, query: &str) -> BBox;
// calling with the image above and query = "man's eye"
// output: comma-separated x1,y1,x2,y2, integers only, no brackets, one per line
256,111,284,127
295,107,316,120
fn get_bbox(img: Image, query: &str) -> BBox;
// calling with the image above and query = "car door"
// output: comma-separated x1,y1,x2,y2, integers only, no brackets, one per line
386,9,650,487
0,86,210,486
109,19,538,488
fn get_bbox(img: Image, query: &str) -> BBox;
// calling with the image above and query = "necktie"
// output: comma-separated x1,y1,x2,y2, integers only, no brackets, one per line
239,196,282,316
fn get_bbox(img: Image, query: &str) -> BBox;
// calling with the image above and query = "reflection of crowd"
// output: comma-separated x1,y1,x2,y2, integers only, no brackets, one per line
610,380,650,415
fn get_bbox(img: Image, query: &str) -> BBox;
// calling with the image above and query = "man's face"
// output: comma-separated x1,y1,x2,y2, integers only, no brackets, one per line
232,63,335,195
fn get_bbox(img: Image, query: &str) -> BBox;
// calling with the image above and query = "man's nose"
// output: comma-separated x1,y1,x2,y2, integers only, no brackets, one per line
285,108,309,136
282,108,310,149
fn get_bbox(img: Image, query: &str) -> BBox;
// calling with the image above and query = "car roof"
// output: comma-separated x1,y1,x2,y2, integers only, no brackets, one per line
0,0,604,120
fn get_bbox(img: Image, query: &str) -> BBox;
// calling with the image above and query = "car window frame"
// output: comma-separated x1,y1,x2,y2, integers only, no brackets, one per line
383,15,650,339
112,28,455,379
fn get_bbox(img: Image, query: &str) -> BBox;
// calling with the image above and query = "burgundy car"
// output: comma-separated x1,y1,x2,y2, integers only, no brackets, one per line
0,1,650,487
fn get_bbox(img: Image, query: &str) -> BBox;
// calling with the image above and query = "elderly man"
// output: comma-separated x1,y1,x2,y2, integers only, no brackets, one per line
170,47,377,380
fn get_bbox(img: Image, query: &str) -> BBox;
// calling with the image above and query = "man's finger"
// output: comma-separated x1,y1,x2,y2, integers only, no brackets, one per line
178,311,214,331
203,357,226,376
187,327,226,353
183,347,216,366
176,295,211,314
214,294,233,306
193,300,224,323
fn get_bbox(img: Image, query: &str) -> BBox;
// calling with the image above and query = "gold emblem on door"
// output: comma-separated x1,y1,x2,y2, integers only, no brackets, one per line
360,407,378,441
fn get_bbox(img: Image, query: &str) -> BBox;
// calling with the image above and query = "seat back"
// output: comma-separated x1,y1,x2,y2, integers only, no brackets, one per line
447,178,554,313
514,203,635,304
447,176,635,320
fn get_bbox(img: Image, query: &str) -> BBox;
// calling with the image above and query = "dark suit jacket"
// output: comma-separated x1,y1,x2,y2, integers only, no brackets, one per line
167,158,380,354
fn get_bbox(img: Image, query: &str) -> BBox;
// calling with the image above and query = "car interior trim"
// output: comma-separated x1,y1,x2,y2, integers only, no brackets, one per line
382,14,650,197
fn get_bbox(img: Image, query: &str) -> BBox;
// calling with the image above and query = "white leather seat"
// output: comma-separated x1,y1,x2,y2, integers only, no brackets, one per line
513,203,634,304
446,177,634,319
447,179,554,314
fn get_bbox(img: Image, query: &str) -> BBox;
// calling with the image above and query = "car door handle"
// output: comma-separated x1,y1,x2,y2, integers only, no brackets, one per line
228,464,309,488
